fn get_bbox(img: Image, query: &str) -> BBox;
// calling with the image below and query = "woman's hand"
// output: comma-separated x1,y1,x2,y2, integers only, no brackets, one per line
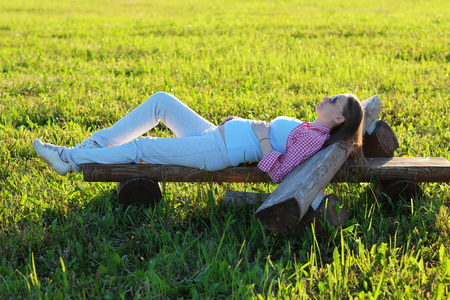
253,120,272,156
219,116,237,126
252,120,270,140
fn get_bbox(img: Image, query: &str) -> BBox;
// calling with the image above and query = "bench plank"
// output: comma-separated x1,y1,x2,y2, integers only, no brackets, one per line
82,163,269,183
337,157,450,182
82,157,450,183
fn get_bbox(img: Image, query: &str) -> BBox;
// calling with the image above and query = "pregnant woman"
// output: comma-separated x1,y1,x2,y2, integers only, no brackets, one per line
33,91,364,183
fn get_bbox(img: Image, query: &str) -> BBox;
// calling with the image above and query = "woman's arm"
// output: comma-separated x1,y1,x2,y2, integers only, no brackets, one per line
258,131,328,183
252,121,272,156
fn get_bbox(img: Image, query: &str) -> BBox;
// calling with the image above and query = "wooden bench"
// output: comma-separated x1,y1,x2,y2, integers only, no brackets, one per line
80,95,450,233
82,157,450,203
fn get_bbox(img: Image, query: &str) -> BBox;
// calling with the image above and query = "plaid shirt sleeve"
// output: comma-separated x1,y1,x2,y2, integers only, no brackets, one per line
257,126,329,183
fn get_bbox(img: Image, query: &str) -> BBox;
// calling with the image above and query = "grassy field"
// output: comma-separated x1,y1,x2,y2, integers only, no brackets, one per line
1,0,449,298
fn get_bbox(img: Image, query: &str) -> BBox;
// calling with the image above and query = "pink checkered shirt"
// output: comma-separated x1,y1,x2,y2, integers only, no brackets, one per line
258,122,330,183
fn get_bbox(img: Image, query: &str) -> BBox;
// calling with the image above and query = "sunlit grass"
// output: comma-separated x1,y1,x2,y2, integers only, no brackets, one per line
1,0,449,298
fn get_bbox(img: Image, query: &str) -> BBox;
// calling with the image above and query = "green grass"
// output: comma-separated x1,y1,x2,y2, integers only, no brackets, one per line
1,0,449,298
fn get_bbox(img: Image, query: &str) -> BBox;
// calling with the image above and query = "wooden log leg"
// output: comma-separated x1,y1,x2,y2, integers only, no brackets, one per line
117,177,162,209
361,120,400,157
256,198,301,233
223,190,270,207
291,194,348,237
379,178,425,202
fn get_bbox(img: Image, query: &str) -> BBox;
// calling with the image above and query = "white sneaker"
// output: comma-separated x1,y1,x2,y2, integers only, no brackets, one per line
76,138,101,149
33,140,72,176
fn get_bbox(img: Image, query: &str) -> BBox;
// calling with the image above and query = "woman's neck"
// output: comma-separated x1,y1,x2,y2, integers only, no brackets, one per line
312,118,334,129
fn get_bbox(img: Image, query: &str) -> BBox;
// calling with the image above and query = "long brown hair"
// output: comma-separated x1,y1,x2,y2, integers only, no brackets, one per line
322,94,364,160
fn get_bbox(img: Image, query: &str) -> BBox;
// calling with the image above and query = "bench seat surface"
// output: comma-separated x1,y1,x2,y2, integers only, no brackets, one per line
82,157,450,183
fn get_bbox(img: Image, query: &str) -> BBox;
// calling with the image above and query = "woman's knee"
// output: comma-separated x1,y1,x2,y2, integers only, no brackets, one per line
145,91,178,107
153,91,171,98
152,91,176,101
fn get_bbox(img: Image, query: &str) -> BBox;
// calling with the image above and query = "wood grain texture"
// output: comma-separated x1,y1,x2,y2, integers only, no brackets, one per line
83,163,269,182
82,157,450,183
361,120,399,157
254,95,382,233
336,157,450,182
223,190,269,207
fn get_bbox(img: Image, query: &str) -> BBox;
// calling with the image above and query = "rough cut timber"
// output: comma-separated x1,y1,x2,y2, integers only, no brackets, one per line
116,177,162,209
83,163,269,183
82,157,450,183
335,157,450,183
223,190,270,207
291,193,349,238
254,95,382,233
361,120,399,157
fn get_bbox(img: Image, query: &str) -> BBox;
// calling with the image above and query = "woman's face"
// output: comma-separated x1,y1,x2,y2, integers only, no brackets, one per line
315,94,348,124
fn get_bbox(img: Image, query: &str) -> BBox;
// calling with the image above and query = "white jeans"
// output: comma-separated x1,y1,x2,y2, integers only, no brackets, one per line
65,92,232,172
